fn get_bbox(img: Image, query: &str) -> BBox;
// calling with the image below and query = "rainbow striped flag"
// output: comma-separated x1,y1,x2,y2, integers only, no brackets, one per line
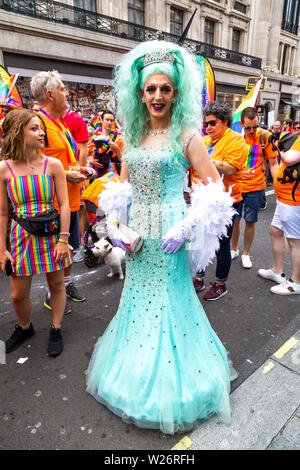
91,116,98,128
0,74,18,103
231,75,263,134
196,55,215,108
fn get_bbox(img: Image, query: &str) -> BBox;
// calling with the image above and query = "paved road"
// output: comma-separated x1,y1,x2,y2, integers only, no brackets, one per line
0,191,299,450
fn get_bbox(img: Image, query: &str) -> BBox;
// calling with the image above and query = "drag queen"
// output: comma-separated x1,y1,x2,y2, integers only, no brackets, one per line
86,40,237,434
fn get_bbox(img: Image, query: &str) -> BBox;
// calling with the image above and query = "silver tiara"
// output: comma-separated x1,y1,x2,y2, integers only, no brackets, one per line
142,50,175,69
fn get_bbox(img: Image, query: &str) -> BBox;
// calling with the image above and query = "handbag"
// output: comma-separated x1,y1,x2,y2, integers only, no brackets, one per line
118,223,143,252
13,209,61,237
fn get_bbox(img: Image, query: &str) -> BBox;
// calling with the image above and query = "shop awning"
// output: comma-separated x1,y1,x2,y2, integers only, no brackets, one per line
7,67,112,86
280,99,300,110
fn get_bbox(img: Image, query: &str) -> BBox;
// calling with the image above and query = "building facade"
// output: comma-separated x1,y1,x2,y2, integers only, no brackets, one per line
1,0,300,123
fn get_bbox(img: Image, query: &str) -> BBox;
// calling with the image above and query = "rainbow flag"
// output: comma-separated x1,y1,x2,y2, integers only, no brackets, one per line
196,55,216,135
91,116,99,128
0,74,17,103
196,55,215,108
0,68,23,118
231,75,263,134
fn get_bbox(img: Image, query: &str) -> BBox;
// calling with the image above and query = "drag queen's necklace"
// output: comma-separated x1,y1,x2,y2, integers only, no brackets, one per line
146,129,169,136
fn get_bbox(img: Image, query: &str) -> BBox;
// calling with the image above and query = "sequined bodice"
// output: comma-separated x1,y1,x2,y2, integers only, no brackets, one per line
125,145,188,239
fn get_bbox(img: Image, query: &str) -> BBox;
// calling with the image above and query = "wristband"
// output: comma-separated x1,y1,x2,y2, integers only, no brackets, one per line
59,232,70,237
58,238,69,244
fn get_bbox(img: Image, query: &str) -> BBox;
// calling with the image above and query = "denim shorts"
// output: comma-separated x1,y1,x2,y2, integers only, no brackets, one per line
69,211,80,250
235,190,264,223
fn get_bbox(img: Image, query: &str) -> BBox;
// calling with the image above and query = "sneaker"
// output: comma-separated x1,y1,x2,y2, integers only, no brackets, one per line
193,278,205,293
241,254,252,269
258,268,286,284
5,323,35,353
66,282,86,302
260,200,267,211
203,282,228,301
44,293,72,315
270,279,300,296
48,327,63,357
72,246,85,263
231,249,239,260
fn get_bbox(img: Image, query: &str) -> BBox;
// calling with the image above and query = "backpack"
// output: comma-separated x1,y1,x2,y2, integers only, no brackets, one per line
259,129,269,172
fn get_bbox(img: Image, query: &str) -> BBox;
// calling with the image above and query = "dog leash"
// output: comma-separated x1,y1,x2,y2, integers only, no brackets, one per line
81,215,101,249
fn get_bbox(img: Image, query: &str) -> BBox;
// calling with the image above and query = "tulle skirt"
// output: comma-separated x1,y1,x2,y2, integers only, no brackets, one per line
86,239,235,434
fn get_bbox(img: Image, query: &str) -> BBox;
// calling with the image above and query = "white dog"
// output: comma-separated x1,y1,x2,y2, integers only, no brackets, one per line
92,238,125,280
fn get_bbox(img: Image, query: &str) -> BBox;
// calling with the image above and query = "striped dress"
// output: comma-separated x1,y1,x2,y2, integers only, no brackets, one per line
4,158,72,276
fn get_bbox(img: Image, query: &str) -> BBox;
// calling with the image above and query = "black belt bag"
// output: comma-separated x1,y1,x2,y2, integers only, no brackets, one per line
13,209,60,237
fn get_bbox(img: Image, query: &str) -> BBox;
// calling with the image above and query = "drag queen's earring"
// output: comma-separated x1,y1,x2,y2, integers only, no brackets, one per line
142,97,146,103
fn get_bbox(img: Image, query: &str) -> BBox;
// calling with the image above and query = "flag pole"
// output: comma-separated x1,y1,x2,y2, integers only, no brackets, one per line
178,8,197,45
7,73,19,98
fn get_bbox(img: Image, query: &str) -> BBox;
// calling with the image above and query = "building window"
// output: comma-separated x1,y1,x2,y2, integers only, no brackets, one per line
232,29,241,52
216,92,245,113
74,0,96,28
233,2,247,14
170,7,183,36
282,0,300,35
204,19,215,45
7,0,35,14
74,0,96,11
128,0,145,25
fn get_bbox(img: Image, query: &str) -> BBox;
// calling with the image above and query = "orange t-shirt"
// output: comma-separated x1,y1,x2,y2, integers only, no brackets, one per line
203,128,248,203
273,137,300,206
37,111,81,212
242,128,278,193
81,171,120,207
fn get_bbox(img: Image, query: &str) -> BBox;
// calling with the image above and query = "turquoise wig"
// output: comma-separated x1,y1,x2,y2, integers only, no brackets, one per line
114,40,203,159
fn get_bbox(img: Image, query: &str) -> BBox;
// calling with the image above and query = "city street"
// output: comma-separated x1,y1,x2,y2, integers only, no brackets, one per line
0,190,299,450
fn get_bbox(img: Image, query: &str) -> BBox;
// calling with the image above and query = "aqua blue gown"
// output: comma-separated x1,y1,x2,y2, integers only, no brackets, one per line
86,144,234,434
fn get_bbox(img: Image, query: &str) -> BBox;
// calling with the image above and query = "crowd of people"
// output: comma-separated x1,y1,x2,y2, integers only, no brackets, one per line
0,40,300,434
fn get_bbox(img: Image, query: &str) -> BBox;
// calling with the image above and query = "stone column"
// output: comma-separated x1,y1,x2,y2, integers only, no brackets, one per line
0,49,4,67
266,0,285,71
294,41,300,76
250,0,271,63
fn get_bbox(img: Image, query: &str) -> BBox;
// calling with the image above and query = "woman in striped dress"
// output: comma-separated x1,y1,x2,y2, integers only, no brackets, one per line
0,109,72,357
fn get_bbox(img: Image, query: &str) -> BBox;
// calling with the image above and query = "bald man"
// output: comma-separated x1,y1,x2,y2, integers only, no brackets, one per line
272,121,281,133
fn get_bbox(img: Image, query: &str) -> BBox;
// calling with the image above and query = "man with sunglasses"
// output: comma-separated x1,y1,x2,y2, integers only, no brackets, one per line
282,119,293,132
193,102,248,300
231,107,279,268
293,121,300,136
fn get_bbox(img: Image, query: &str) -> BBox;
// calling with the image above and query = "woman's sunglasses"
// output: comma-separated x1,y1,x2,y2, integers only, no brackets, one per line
294,126,300,130
204,119,218,128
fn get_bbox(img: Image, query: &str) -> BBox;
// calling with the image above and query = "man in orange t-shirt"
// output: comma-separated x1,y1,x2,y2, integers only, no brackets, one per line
193,102,248,301
258,137,300,295
231,107,278,269
30,71,95,312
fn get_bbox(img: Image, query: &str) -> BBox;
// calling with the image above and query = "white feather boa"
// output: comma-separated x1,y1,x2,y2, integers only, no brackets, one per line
98,178,235,275
98,180,132,223
188,178,236,276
